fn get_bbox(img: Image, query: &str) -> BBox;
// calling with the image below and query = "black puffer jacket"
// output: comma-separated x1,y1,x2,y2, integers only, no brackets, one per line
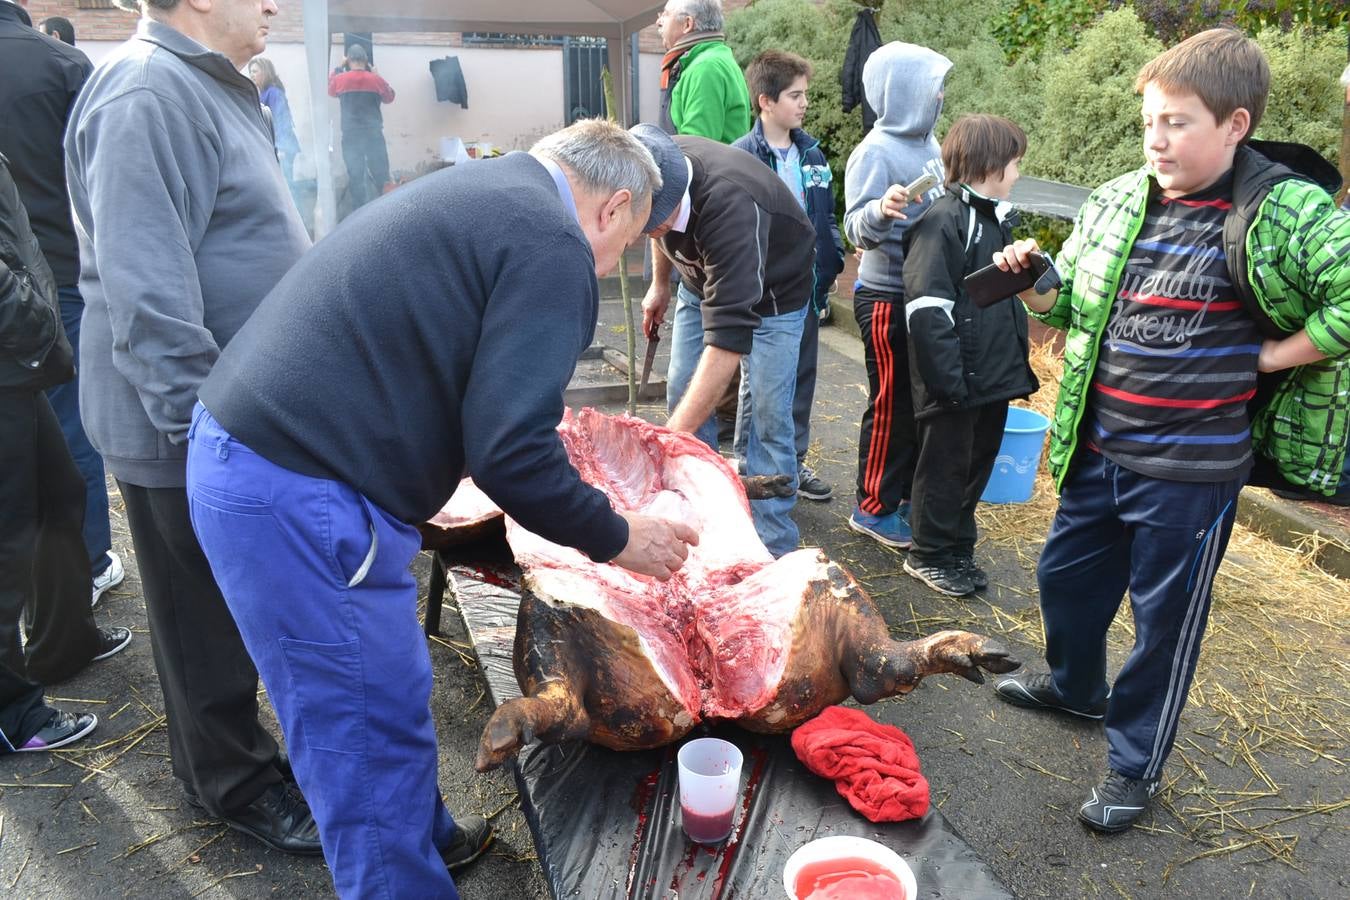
0,152,72,391
901,187,1038,418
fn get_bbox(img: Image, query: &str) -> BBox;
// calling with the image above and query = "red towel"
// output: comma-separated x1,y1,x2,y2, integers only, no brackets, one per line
790,705,930,823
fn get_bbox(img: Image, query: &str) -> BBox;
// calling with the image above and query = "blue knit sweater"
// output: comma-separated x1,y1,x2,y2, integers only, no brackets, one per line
200,152,629,562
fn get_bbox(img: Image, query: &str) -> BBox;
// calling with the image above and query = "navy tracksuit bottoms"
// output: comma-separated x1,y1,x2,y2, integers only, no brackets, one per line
1037,450,1242,781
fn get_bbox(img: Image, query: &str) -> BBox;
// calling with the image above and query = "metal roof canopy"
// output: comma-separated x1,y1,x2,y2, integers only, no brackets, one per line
302,0,665,236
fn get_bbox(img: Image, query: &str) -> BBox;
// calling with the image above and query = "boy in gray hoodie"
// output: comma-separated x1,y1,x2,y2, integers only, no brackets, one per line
843,42,951,549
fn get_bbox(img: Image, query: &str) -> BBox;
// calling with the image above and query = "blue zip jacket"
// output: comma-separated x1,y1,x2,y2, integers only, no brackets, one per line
734,120,845,306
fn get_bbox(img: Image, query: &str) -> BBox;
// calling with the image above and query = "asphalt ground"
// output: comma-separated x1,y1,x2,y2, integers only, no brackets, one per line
2,292,1346,899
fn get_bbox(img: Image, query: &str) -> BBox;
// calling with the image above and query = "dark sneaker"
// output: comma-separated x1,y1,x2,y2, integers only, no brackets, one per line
994,672,1108,720
92,626,132,661
1078,770,1160,833
91,551,124,607
956,556,989,590
17,709,98,752
440,814,494,871
903,559,974,596
216,782,323,855
797,466,833,501
848,506,912,549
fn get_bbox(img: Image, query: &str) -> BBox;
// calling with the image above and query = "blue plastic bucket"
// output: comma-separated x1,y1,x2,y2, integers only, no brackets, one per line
981,406,1051,504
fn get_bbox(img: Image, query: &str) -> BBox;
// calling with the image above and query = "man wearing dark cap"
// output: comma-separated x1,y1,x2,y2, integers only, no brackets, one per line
186,119,698,898
632,124,817,557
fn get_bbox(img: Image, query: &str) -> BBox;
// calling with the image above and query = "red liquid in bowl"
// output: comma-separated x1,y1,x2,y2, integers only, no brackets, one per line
681,805,733,843
794,856,907,900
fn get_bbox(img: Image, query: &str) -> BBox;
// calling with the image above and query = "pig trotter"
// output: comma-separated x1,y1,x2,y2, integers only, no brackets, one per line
920,631,1020,685
474,684,590,772
740,473,795,499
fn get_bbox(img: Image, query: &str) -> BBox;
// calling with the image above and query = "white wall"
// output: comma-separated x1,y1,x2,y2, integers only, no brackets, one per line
78,40,663,182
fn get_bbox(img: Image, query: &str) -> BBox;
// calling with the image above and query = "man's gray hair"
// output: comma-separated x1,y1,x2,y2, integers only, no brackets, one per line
112,0,181,11
531,119,662,207
669,0,725,33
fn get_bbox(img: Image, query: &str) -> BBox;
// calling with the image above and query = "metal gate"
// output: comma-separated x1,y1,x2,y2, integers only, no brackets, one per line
563,36,608,124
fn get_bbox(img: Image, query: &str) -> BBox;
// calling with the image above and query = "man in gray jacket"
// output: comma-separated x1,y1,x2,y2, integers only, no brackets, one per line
65,0,319,854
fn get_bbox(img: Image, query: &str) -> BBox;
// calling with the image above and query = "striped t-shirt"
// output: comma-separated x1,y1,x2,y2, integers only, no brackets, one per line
1087,171,1261,482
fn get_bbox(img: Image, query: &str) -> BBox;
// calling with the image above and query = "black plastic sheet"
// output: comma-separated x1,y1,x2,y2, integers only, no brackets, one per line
445,559,1011,900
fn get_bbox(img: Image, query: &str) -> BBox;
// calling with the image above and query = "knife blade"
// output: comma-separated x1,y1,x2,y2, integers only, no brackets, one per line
638,325,660,396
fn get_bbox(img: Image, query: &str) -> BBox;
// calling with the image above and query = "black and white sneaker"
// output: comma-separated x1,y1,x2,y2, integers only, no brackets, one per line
994,673,1108,720
903,559,974,596
797,466,833,501
440,814,494,871
17,709,98,752
1078,770,1160,833
92,626,132,661
956,556,989,590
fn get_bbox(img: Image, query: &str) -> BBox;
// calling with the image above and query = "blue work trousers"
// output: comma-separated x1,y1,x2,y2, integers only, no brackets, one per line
1037,450,1241,781
666,283,805,556
186,405,459,899
44,286,112,577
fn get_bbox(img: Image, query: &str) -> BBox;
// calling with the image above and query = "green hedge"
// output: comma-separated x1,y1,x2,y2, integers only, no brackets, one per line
724,0,1345,236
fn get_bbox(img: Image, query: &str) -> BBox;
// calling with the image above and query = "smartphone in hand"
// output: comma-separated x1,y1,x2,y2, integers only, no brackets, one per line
964,251,1062,308
902,172,939,198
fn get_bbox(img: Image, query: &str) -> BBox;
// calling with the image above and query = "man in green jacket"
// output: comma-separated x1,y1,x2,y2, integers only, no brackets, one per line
988,28,1350,836
656,0,750,143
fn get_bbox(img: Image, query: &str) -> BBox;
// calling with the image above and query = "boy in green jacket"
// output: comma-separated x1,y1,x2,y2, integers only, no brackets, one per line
991,28,1349,833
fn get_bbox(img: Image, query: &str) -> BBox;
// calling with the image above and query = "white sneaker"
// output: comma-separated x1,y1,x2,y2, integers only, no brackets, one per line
91,551,124,608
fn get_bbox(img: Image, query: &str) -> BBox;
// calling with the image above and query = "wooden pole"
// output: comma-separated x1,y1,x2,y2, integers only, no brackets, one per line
602,68,639,416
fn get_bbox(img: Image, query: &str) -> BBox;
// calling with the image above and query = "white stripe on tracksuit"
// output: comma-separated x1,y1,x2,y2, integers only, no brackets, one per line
1142,502,1230,780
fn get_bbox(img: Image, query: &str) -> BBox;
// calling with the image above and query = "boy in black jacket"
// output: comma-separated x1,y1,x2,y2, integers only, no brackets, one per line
733,50,846,502
901,115,1038,596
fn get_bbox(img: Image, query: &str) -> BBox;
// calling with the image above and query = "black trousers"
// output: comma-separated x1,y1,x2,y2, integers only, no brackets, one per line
0,661,49,752
853,289,917,514
0,389,100,684
342,127,390,211
909,401,1008,567
117,480,282,815
793,298,819,464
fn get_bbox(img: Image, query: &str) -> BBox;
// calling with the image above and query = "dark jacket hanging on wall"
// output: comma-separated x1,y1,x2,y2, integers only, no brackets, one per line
840,8,881,133
430,56,467,108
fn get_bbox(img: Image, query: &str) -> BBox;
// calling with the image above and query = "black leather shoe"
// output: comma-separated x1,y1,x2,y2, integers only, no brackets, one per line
197,782,323,855
183,754,297,810
440,814,494,871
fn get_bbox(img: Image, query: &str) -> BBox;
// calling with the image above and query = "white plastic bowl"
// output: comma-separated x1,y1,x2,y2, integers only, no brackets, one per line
781,835,916,899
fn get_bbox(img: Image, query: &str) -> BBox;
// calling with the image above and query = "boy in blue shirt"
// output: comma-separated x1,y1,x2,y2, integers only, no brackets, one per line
733,50,845,502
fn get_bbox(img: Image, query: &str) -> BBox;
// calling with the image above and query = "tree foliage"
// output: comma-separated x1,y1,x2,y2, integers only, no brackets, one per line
724,0,1344,227
1254,26,1346,163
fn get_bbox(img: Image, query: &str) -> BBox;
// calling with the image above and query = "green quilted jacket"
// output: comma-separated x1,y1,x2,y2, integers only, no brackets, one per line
1035,149,1350,494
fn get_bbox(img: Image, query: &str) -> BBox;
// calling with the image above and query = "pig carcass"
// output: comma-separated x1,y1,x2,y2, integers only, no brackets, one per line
442,409,1018,772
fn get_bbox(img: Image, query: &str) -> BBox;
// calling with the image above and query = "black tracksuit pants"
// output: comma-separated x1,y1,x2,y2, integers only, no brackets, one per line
0,389,101,684
0,661,50,752
793,300,819,464
853,288,917,515
117,481,283,815
908,401,1008,568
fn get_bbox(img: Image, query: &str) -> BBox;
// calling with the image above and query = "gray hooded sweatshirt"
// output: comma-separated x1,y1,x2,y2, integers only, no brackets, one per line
843,42,952,296
65,19,310,488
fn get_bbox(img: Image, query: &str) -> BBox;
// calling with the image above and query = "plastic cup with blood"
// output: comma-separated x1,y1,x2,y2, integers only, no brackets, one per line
677,737,743,844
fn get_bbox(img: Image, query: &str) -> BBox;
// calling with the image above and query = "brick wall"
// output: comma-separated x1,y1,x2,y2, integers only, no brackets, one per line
26,1,752,54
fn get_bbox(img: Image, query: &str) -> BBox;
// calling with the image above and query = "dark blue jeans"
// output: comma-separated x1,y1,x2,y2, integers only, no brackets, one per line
44,286,112,578
1037,450,1241,781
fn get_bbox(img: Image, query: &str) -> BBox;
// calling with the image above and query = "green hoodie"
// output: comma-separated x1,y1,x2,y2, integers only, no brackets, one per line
1035,149,1350,495
671,40,750,144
